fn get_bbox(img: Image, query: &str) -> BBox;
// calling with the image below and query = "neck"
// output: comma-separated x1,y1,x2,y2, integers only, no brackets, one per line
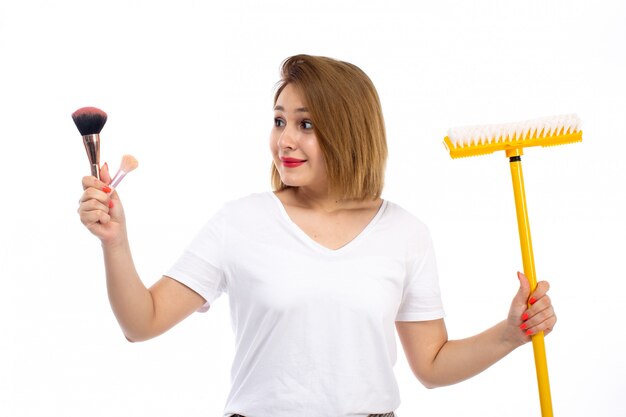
290,186,375,213
293,186,341,211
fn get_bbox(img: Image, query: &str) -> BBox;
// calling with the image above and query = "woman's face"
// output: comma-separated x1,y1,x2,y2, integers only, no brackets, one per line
270,83,327,191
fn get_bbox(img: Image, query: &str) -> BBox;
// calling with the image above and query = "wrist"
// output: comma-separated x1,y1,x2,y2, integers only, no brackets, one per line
101,232,130,252
500,320,527,351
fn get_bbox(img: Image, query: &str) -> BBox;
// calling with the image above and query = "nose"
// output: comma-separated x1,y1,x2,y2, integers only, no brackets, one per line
277,125,297,150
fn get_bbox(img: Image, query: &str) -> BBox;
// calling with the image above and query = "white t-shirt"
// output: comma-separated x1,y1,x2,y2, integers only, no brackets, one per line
166,192,445,417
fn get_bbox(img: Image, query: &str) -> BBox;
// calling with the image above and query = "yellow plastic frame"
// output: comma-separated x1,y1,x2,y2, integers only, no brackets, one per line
443,130,582,159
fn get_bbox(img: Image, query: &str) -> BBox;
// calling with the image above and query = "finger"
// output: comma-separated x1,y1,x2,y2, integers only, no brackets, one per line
514,271,531,305
80,209,112,226
82,175,113,193
523,309,557,337
523,301,554,327
100,162,112,185
520,291,556,336
525,294,553,321
528,281,551,305
78,198,110,215
99,163,122,202
79,187,111,206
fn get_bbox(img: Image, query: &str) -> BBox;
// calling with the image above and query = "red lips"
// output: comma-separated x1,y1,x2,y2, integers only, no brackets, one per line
280,157,306,168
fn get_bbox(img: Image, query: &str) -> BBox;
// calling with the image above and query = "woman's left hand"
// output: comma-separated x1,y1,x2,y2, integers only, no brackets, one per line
506,271,557,346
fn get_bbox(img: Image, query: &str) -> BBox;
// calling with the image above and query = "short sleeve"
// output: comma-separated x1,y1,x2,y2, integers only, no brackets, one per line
165,210,227,313
395,233,445,321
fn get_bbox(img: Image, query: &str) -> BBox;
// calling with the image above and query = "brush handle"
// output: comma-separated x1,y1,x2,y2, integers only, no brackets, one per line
82,134,101,180
109,170,127,189
507,150,553,417
90,163,100,180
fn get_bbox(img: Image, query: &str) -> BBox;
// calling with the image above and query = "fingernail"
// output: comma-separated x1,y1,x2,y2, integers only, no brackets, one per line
521,312,529,321
520,323,527,330
108,200,114,209
529,297,537,305
102,185,112,193
525,329,533,336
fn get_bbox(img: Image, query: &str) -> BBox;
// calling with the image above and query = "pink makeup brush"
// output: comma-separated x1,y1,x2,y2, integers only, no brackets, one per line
72,106,107,180
109,155,139,190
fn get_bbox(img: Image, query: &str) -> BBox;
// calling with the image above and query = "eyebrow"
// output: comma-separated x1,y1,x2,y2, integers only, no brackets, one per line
273,105,309,113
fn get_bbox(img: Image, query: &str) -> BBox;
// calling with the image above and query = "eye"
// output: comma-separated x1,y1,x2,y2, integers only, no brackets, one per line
301,120,313,130
274,118,285,127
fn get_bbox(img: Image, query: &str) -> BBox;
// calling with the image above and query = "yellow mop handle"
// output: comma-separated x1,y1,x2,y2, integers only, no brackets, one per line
507,149,553,417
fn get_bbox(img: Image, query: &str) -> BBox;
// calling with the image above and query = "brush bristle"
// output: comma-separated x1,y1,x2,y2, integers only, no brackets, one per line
447,114,581,147
72,106,108,136
120,155,139,172
444,114,582,158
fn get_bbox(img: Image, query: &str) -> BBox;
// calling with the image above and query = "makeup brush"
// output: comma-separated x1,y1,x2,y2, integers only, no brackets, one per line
109,155,139,190
72,106,108,179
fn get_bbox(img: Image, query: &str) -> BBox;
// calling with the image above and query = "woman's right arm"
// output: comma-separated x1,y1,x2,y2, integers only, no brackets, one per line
78,166,205,342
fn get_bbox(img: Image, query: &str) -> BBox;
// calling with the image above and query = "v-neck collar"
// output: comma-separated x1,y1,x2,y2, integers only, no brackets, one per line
268,192,388,255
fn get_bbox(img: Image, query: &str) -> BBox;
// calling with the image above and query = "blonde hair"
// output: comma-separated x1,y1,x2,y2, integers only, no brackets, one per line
271,54,387,200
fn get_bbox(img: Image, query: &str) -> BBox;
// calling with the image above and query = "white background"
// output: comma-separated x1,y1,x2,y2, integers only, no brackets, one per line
1,1,625,416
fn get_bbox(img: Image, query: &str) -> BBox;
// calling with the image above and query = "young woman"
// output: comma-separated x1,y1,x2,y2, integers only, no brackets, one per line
78,55,556,417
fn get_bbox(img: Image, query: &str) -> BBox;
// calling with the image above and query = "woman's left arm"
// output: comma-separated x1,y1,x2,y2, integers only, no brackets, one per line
395,272,556,389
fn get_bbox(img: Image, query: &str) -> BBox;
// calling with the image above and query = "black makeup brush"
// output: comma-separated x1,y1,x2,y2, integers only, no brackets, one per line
72,107,108,179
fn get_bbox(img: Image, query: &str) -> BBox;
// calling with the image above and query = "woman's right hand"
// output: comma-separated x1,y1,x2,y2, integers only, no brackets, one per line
78,163,127,247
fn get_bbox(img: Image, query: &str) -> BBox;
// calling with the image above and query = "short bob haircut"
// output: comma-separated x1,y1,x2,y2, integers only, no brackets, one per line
271,54,387,200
